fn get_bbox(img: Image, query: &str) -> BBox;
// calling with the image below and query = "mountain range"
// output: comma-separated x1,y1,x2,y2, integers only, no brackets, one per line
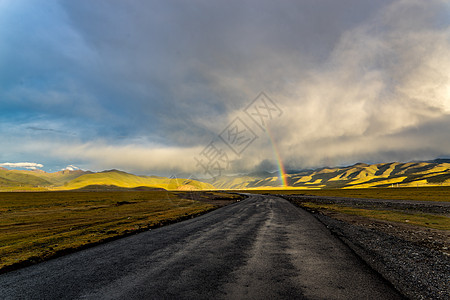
0,169,214,191
1,159,449,191
210,159,450,189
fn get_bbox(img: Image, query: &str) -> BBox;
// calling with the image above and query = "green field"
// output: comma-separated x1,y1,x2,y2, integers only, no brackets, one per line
0,191,240,272
246,186,450,202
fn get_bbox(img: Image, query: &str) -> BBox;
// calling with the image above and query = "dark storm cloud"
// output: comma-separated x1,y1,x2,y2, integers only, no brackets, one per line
0,0,449,174
58,0,396,143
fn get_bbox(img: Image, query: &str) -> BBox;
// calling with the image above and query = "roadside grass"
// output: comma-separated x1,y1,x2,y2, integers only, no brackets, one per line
300,202,450,230
0,191,238,272
246,186,450,202
0,186,48,192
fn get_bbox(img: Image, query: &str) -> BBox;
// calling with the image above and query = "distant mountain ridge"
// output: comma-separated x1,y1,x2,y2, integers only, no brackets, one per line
1,159,450,191
210,160,450,189
0,169,213,191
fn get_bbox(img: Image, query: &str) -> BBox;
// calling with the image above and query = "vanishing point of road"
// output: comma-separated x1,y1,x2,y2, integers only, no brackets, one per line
0,195,404,299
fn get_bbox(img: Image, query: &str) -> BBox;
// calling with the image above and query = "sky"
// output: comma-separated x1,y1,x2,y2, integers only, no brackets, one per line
0,0,449,177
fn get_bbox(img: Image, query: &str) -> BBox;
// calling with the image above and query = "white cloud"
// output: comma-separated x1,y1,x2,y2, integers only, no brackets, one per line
41,142,204,175
0,162,44,170
63,165,80,171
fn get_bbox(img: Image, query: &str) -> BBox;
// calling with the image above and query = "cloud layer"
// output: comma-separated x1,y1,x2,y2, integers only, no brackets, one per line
0,0,449,175
0,162,44,170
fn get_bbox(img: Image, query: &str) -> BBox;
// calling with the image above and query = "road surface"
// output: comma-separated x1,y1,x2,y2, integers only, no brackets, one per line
0,195,404,299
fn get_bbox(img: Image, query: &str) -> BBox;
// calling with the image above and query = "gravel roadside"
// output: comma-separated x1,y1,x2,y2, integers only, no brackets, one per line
283,195,450,214
282,195,450,300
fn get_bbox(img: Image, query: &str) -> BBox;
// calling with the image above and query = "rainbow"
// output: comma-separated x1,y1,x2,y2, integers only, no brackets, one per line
265,125,288,188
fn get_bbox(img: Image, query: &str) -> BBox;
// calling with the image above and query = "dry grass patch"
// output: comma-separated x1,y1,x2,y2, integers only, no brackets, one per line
0,191,241,272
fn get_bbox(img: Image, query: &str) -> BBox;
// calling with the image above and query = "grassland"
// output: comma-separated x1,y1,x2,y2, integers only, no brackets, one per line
0,191,241,272
246,186,450,202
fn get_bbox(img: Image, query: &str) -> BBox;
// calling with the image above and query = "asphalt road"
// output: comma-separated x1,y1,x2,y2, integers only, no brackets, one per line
0,195,404,299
